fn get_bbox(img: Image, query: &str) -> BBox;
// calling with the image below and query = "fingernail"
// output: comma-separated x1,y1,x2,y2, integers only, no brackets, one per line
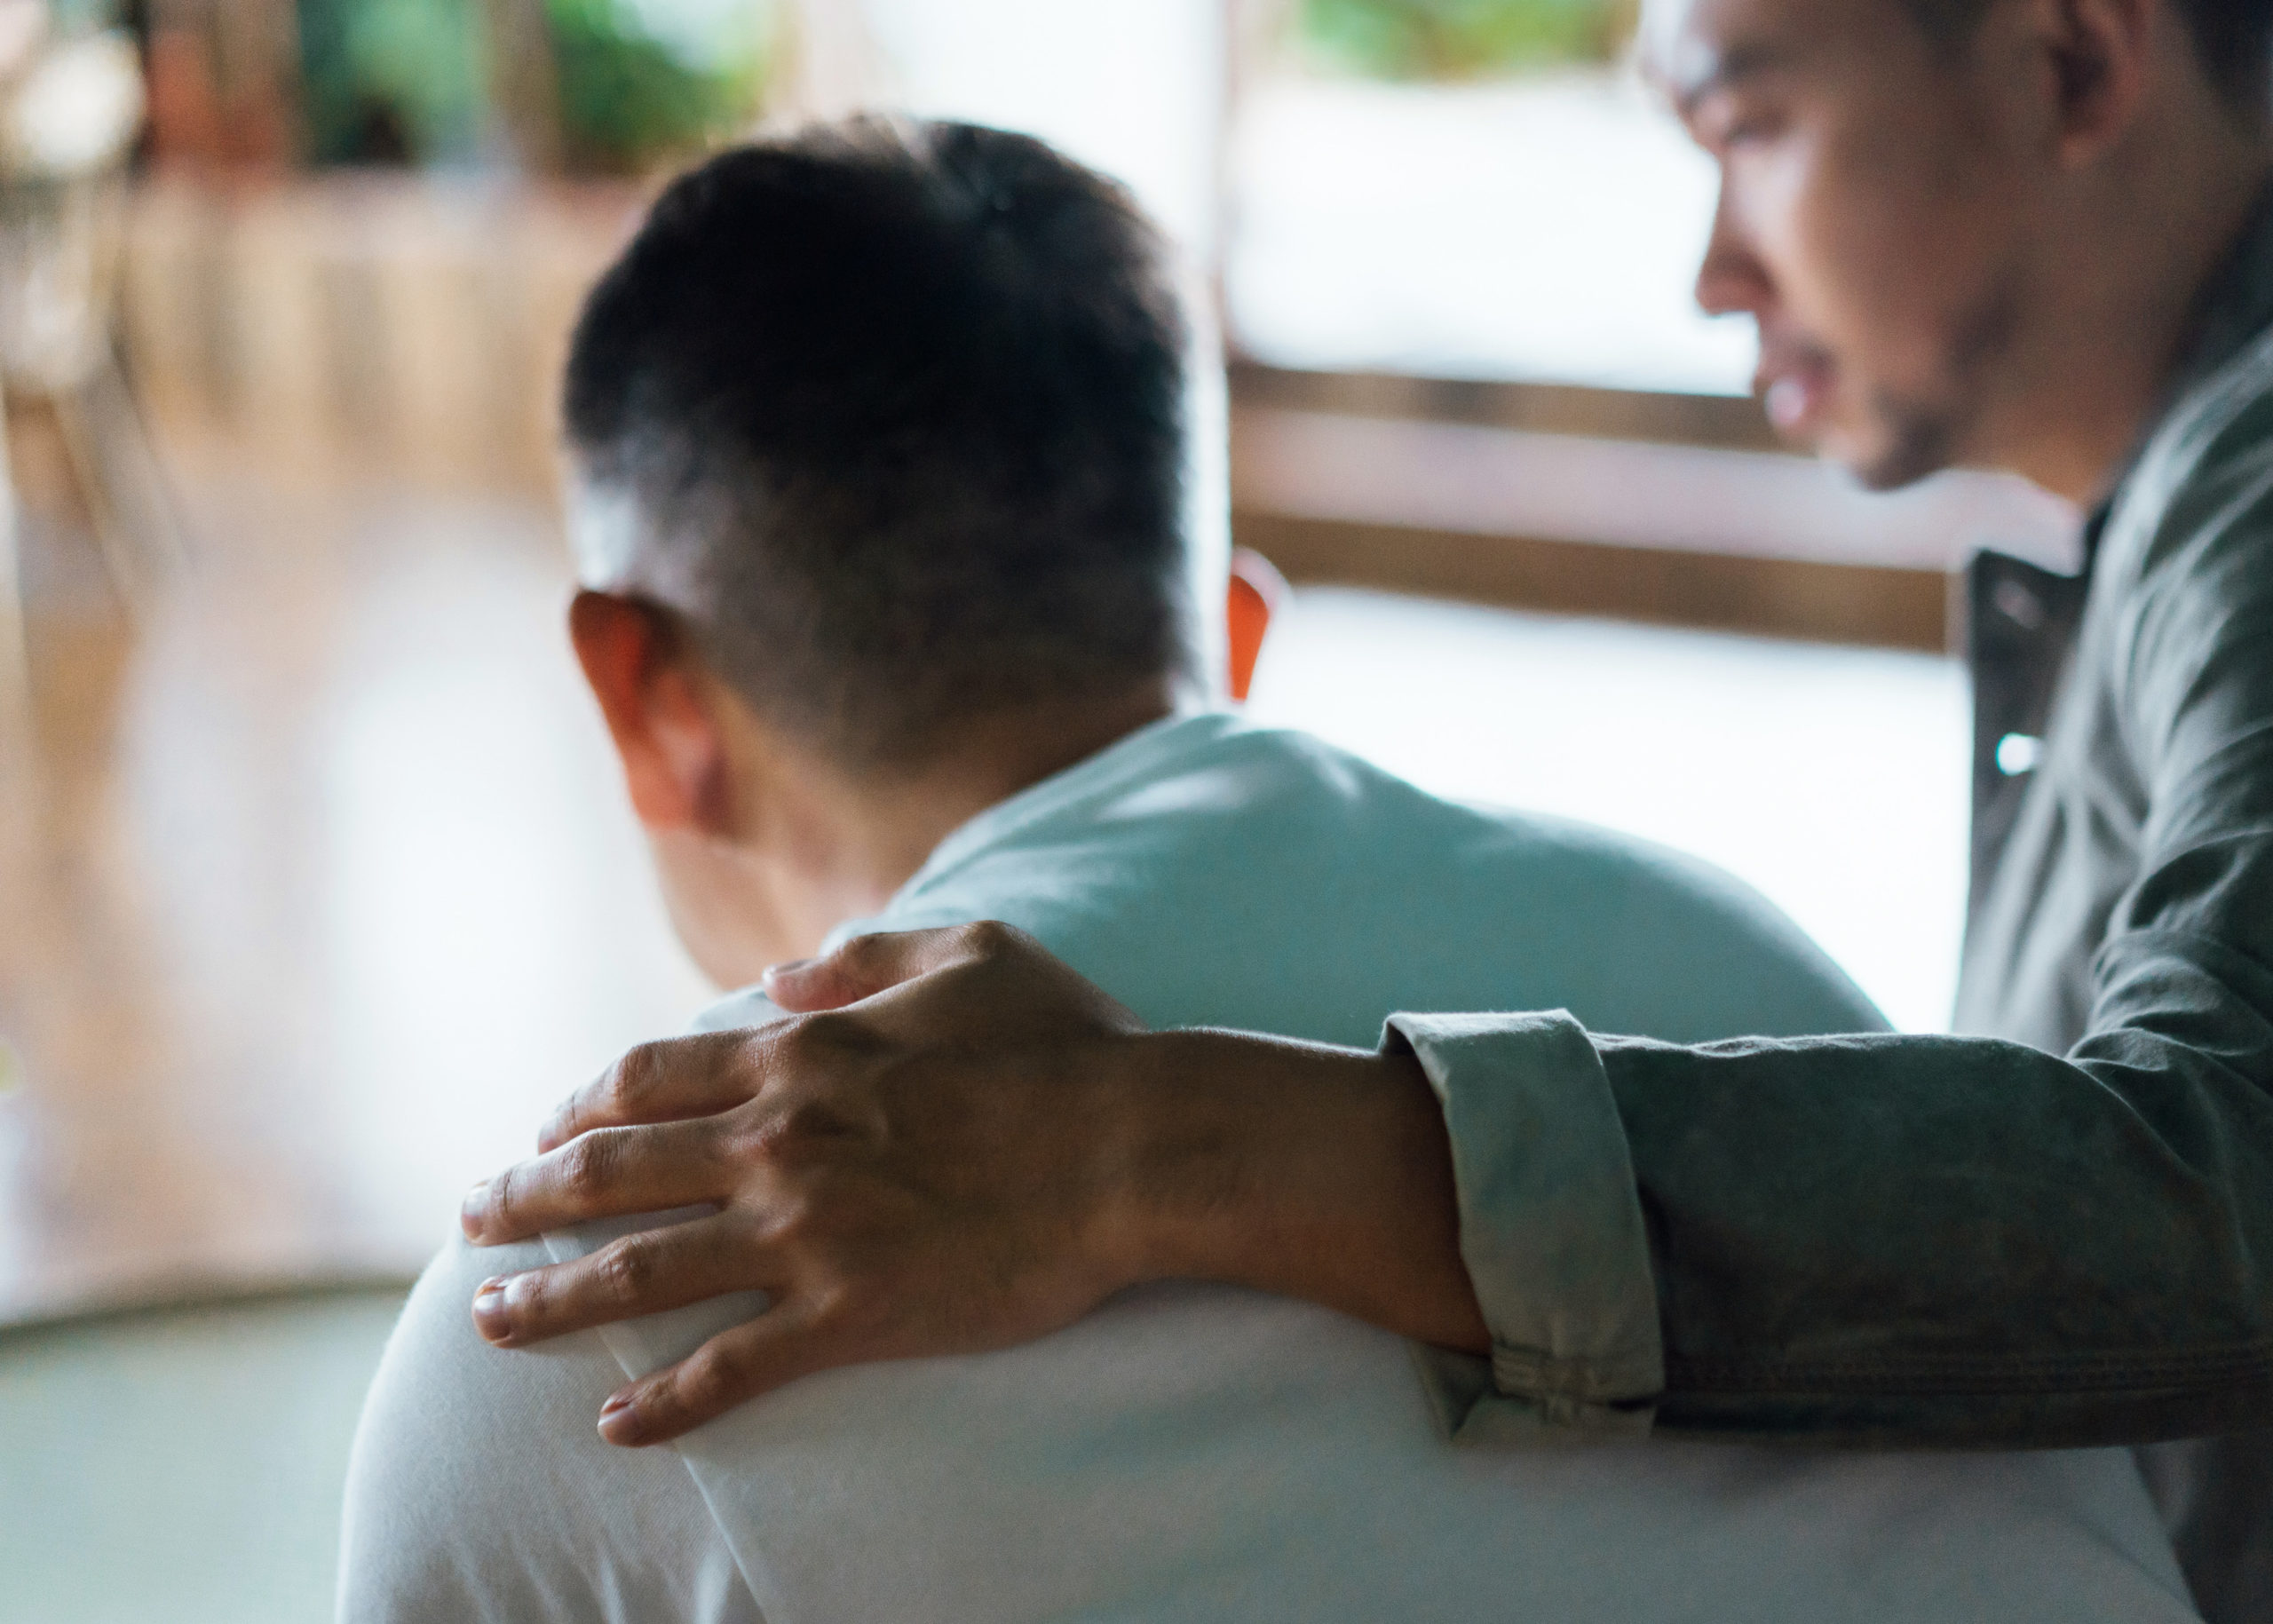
459,1182,488,1241
759,958,814,989
598,1390,641,1445
471,1277,512,1344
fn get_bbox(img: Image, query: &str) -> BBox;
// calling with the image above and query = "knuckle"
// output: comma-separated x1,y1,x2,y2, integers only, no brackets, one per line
698,1028,761,1095
816,1279,892,1343
486,1166,520,1230
725,1024,774,1077
737,1025,792,1093
500,1265,547,1322
778,1096,851,1144
740,1112,820,1174
772,1012,828,1061
719,1114,780,1172
560,1131,617,1197
680,1343,751,1411
595,1237,655,1307
717,1101,781,1166
776,1009,866,1069
955,919,1018,958
760,1185,819,1240
772,1010,828,1060
606,1042,660,1113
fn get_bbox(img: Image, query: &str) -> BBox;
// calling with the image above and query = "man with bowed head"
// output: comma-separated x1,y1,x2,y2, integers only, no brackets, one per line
465,0,2273,1615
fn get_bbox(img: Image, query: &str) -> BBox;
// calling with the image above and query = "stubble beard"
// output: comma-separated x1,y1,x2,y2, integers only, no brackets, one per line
1849,391,1962,491
1841,259,2025,492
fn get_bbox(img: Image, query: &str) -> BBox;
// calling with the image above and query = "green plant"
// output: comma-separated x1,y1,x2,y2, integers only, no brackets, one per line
298,0,486,163
1298,0,1633,78
296,0,771,171
347,0,487,157
545,0,769,173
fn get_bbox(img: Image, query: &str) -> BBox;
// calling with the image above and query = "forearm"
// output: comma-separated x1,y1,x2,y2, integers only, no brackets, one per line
1119,1017,2273,1444
1608,522,2273,1445
1111,1028,1490,1355
1604,1011,2273,1446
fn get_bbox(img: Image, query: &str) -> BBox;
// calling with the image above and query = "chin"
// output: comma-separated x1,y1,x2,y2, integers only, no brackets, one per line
1835,393,1962,493
1810,419,1952,493
1845,454,1934,493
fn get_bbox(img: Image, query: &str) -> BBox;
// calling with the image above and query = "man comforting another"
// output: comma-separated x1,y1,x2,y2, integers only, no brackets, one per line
337,119,2195,1622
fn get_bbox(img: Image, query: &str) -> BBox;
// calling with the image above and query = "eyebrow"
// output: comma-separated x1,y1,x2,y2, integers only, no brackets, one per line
1664,42,1794,118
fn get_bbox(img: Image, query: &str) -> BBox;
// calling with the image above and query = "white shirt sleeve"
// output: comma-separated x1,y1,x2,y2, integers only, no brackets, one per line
337,1231,765,1624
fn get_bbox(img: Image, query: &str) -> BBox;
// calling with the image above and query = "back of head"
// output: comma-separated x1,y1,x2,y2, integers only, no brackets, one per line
564,117,1199,776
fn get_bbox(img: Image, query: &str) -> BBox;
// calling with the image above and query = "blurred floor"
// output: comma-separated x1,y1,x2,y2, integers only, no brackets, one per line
0,440,709,1327
0,1288,408,1624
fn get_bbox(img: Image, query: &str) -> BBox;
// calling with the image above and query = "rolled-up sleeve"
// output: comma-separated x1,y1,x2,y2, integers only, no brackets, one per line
1384,1011,1663,1441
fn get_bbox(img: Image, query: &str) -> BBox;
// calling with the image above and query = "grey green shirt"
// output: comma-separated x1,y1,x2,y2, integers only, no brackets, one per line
1405,188,2273,1622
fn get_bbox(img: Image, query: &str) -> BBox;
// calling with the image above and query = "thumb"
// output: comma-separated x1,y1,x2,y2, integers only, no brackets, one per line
759,926,986,1011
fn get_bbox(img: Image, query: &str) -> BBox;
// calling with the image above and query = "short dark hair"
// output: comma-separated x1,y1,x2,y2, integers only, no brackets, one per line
1909,0,2272,109
565,117,1196,773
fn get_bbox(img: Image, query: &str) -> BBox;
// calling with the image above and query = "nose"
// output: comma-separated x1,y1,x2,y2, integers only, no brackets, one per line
1692,178,1772,320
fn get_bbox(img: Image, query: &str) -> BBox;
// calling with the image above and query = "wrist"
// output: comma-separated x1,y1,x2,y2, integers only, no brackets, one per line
1090,1027,1290,1288
1087,1027,1486,1353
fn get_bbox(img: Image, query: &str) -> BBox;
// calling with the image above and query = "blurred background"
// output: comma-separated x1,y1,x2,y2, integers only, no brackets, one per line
0,2,2081,1617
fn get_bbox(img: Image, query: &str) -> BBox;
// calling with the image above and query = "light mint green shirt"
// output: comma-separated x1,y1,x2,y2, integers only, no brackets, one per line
825,709,1882,1051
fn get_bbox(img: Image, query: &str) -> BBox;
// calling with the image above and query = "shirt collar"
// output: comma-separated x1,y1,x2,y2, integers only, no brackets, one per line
877,709,1239,910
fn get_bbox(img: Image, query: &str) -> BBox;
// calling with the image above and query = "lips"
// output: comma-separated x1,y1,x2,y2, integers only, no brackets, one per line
1763,373,1814,431
1754,345,1837,436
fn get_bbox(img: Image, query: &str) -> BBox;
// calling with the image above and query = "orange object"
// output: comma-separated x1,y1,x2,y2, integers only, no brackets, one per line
1226,547,1285,702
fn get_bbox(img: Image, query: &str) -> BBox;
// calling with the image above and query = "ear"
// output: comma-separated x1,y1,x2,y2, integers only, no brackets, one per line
2033,0,2155,167
568,590,733,835
1226,548,1285,703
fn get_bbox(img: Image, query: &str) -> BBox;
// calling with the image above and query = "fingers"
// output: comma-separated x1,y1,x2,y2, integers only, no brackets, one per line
471,1212,773,1348
463,1117,732,1246
596,1303,830,1446
761,921,1030,1012
536,1031,769,1153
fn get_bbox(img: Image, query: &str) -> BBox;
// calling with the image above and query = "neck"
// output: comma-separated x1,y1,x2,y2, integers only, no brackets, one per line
817,680,1185,902
1999,108,2273,504
698,678,1184,984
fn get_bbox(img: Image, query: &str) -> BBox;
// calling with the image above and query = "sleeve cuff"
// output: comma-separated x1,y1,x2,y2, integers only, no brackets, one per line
1383,1010,1664,1444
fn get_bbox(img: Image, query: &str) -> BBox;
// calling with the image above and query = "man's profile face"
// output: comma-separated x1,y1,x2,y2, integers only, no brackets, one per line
1645,0,2034,488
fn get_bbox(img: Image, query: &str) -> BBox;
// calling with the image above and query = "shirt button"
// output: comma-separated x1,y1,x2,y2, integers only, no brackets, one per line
1993,578,2046,630
1997,733,2044,775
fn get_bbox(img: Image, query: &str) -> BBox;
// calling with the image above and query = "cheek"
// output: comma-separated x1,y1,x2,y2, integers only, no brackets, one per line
1751,130,1981,379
